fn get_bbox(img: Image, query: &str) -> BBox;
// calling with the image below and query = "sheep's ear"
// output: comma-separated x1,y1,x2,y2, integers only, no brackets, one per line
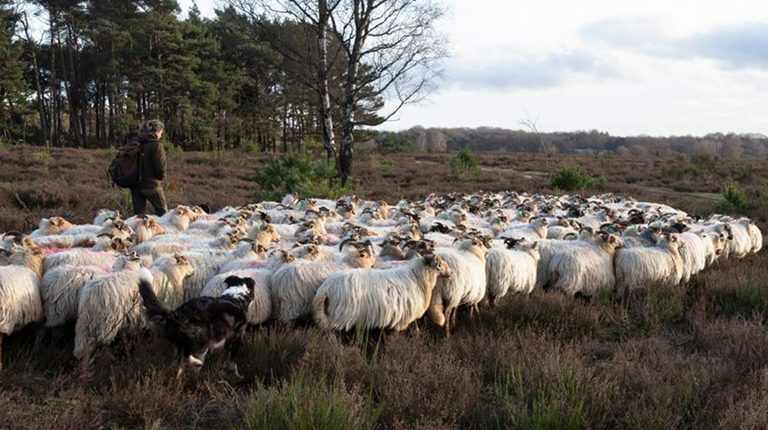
530,242,537,249
285,253,295,262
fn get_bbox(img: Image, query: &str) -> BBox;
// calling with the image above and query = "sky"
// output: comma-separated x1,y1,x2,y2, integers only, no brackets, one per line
181,0,768,136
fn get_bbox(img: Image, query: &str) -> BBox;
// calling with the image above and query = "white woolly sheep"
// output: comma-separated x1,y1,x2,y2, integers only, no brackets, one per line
485,238,540,306
615,235,684,302
427,237,488,336
0,245,44,369
73,255,194,360
535,233,620,298
312,253,451,332
270,245,376,322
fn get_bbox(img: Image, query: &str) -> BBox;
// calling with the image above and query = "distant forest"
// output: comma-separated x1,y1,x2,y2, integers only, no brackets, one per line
368,127,768,158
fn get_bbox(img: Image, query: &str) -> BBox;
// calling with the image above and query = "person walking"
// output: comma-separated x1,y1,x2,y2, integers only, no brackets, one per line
130,119,168,216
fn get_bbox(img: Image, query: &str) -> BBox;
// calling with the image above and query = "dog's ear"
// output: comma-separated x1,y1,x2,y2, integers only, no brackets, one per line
243,277,255,292
224,275,241,287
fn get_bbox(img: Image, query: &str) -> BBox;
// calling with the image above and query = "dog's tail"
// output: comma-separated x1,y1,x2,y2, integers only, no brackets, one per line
137,268,170,321
311,286,332,330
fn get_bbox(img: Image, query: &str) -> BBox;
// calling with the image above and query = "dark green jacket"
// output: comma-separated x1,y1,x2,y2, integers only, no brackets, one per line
138,138,167,189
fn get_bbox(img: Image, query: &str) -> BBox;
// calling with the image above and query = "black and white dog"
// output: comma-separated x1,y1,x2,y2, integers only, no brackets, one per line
138,272,255,379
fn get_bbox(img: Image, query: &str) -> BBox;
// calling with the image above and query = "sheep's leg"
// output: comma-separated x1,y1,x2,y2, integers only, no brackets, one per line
33,326,46,351
444,308,453,338
78,344,95,377
0,334,3,370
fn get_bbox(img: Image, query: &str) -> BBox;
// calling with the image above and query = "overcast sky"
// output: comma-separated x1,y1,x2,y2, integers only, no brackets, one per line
182,0,768,136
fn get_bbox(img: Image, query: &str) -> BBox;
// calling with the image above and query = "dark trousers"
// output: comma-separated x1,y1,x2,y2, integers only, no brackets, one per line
131,186,168,216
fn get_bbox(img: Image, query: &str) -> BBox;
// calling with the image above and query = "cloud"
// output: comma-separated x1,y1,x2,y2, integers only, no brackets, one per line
583,19,768,70
685,23,768,68
446,51,621,91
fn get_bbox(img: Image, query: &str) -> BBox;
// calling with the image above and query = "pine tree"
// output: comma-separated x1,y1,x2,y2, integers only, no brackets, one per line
0,1,28,140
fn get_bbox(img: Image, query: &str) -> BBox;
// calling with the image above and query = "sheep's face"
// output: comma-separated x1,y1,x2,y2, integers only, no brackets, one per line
147,219,166,235
259,224,281,243
601,234,622,252
425,254,451,278
44,216,72,234
109,237,130,252
268,249,294,267
710,233,726,256
238,209,254,220
172,254,195,277
225,234,241,249
175,206,197,222
347,249,375,269
253,243,267,258
299,244,322,260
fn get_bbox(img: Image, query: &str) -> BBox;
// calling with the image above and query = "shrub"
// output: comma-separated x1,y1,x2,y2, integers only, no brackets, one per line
240,374,380,430
376,134,415,153
450,148,480,179
251,153,357,201
682,164,702,177
551,166,595,191
495,357,592,429
240,138,259,153
714,180,750,214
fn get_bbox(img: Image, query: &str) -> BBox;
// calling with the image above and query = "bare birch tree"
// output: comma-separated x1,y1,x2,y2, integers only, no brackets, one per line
229,0,446,185
520,112,555,169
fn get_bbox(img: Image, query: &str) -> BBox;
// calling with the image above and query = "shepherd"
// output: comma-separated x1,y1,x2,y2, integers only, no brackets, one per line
128,119,168,216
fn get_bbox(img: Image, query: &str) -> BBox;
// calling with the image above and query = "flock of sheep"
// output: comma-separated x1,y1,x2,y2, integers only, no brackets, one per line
0,191,762,368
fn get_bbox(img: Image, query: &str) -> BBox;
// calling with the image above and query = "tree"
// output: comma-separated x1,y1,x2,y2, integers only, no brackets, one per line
229,0,446,185
519,112,555,168
0,1,27,140
329,0,446,185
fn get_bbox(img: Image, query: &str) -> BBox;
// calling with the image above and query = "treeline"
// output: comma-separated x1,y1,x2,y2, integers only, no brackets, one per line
369,127,768,158
0,0,390,151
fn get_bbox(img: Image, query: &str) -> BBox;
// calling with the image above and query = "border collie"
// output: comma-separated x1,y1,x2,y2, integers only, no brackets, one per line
138,272,255,379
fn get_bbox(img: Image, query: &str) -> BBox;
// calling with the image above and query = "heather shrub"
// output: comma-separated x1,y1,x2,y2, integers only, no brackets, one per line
240,374,380,430
374,335,482,428
496,360,591,429
632,286,687,331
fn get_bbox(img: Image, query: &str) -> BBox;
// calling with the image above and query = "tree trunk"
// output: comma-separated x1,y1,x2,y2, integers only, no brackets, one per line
22,13,48,147
317,0,336,160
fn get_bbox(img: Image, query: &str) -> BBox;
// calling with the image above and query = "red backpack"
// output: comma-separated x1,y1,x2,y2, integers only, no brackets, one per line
108,140,142,187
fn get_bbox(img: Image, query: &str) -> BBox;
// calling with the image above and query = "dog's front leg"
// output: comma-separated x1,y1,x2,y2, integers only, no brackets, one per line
176,354,187,380
225,338,243,380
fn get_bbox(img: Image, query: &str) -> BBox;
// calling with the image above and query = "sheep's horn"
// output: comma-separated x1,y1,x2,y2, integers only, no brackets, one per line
363,239,374,255
339,238,355,251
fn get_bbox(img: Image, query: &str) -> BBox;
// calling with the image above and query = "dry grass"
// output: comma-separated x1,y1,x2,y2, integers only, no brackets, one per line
1,145,767,428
